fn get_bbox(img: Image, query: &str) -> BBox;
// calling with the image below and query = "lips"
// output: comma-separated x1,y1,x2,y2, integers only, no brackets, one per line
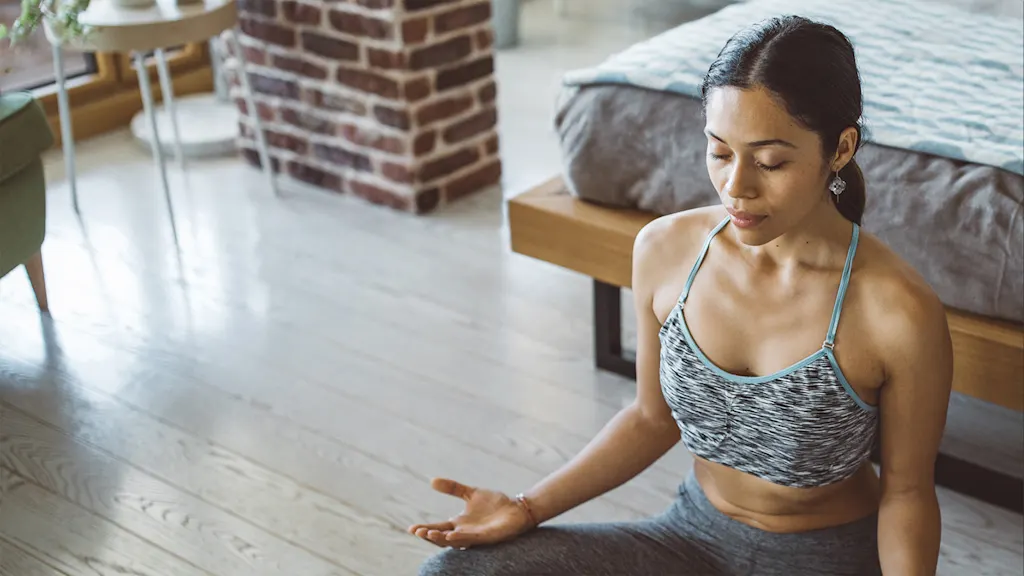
726,207,767,229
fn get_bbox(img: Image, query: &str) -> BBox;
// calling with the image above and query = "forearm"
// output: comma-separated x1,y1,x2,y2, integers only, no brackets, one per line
877,490,942,575
523,404,679,524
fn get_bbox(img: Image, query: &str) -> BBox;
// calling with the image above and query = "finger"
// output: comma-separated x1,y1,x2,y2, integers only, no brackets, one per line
408,521,454,534
444,528,483,547
426,529,452,547
431,477,476,500
413,527,444,547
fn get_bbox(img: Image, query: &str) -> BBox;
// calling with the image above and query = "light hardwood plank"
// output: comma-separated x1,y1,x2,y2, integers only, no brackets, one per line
0,382,438,575
936,488,1024,575
0,535,70,576
0,308,667,521
0,408,357,576
0,471,211,576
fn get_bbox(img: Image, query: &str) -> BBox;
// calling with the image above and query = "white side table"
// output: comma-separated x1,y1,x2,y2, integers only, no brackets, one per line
45,0,277,248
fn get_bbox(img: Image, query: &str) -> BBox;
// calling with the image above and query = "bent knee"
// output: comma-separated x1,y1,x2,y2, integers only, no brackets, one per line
417,545,521,576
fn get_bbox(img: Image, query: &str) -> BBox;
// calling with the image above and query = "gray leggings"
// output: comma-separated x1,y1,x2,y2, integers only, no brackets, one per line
418,474,881,576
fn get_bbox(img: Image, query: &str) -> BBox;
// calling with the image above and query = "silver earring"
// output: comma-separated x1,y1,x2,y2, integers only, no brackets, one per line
829,173,846,197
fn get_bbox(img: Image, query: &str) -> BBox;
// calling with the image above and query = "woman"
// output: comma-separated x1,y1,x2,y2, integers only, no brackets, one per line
411,15,953,576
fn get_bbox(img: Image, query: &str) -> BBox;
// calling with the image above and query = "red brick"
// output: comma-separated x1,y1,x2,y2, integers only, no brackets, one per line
484,134,499,156
434,2,491,34
337,66,401,99
419,147,480,183
436,56,493,92
313,143,374,172
404,76,432,102
240,17,296,48
281,107,336,135
368,48,406,70
241,147,282,172
415,94,473,126
410,35,472,71
402,17,429,44
405,0,459,11
288,161,344,192
329,10,393,40
340,123,406,154
234,97,277,122
444,158,501,201
272,54,329,80
242,45,267,66
349,179,411,211
381,161,414,184
478,80,496,104
265,130,309,154
282,1,322,25
250,73,301,99
374,105,411,131
415,188,441,213
239,0,276,18
414,131,437,156
301,31,360,61
475,28,493,51
442,107,497,144
308,88,368,116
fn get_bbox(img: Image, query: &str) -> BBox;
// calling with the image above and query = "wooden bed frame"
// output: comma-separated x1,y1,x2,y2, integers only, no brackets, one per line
508,175,1024,513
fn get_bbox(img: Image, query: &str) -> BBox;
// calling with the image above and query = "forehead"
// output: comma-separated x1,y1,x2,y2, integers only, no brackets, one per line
704,86,814,145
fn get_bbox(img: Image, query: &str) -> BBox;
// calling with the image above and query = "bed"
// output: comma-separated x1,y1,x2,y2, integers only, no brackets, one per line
510,0,1024,511
555,0,1024,325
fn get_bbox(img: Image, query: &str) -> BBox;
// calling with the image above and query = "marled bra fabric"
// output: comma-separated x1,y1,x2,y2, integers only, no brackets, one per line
659,217,879,488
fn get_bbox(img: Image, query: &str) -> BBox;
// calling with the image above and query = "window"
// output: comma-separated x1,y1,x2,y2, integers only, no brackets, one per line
0,0,99,92
1,1,214,143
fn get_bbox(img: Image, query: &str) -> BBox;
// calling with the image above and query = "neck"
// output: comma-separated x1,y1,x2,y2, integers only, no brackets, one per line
733,200,853,271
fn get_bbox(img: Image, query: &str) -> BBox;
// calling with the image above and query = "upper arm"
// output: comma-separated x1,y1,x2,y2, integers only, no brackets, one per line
631,217,683,431
876,283,954,495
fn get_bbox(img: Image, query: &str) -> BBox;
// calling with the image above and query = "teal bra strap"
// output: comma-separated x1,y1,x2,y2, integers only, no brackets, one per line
680,217,731,304
824,223,860,349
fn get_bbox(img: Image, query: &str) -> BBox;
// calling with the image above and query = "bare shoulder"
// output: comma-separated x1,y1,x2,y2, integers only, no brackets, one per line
851,231,953,379
632,206,726,297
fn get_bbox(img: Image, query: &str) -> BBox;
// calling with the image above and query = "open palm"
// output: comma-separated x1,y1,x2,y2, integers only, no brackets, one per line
408,478,534,549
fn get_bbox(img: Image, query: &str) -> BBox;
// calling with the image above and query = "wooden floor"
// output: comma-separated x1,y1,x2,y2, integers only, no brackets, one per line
2,2,1022,575
0,133,1020,575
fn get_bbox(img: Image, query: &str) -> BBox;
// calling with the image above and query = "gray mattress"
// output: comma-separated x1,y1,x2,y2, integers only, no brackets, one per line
555,85,1024,324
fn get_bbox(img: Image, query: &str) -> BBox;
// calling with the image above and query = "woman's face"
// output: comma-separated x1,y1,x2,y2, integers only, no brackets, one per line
703,86,840,246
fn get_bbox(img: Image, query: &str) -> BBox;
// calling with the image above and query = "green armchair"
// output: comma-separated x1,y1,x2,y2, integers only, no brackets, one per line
0,91,53,312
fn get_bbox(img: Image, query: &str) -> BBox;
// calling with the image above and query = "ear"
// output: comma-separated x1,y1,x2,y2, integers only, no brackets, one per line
831,126,860,172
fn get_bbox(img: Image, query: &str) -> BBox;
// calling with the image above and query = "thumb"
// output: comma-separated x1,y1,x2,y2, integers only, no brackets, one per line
431,477,476,500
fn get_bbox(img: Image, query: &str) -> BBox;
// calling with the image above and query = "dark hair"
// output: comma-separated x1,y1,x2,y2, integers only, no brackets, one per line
700,16,866,224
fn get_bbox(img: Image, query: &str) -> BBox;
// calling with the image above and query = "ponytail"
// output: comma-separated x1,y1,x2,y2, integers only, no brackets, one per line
833,158,866,225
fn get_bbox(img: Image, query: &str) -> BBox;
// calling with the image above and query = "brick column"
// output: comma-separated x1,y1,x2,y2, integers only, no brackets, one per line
228,0,502,214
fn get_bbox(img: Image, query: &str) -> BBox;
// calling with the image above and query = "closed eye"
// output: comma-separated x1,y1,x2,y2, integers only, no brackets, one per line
757,161,785,172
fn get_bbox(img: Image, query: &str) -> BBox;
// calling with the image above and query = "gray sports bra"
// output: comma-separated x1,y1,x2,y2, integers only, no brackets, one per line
658,217,878,488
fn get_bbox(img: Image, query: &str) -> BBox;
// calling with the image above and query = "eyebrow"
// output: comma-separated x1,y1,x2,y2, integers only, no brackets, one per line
705,130,797,149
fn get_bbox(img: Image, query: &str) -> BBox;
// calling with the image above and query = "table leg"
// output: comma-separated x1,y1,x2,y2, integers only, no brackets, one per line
52,44,78,215
155,48,185,170
227,27,278,196
134,52,180,250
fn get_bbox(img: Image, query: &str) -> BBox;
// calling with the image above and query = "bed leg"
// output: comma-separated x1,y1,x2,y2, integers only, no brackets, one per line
593,280,637,379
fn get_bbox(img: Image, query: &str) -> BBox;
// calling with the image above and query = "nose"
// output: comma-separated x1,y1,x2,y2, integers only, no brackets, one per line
723,163,758,199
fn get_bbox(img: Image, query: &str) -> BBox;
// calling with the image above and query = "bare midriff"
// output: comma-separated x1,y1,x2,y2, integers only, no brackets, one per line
693,457,882,533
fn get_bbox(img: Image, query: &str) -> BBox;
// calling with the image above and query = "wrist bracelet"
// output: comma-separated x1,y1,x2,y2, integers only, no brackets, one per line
514,493,538,528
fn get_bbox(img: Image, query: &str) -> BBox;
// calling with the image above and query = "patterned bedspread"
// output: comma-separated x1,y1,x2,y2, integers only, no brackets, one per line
560,0,1024,176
